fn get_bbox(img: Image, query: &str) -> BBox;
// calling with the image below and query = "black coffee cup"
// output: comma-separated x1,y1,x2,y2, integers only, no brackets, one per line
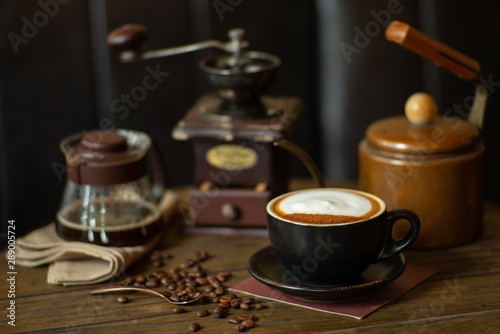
266,188,420,286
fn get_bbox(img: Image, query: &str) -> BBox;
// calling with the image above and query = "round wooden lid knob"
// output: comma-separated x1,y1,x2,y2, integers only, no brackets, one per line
404,92,437,126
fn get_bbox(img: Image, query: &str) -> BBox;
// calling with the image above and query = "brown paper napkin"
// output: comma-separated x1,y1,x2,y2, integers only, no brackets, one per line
230,263,438,319
14,190,179,286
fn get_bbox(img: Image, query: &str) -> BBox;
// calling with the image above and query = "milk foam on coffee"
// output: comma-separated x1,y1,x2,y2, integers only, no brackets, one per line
279,190,372,216
270,189,383,225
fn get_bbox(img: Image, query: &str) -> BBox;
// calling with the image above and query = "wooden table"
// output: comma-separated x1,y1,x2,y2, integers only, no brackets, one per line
2,180,500,333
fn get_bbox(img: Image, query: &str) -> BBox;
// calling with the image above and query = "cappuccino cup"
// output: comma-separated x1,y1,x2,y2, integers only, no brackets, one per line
266,188,420,285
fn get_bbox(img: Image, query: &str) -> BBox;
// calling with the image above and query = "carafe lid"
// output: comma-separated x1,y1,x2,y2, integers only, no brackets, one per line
365,93,480,157
61,129,151,185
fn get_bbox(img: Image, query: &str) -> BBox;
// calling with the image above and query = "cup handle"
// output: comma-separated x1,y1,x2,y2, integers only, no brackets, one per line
376,209,420,262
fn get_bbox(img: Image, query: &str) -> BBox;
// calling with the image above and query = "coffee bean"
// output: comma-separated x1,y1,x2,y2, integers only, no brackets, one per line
135,274,146,284
231,300,241,309
254,303,266,310
214,305,227,318
169,267,180,275
153,260,164,267
153,270,167,278
196,277,209,286
172,307,185,314
242,320,255,328
240,302,250,310
169,295,181,302
219,296,232,303
236,323,247,332
150,250,162,261
227,317,242,324
117,296,129,303
195,270,207,277
185,280,199,288
243,298,255,304
192,264,202,272
160,276,172,286
219,271,232,278
220,301,230,309
214,287,224,295
188,323,201,332
168,283,177,290
145,278,159,288
124,277,135,285
197,309,210,317
238,314,254,321
208,276,222,288
212,296,221,303
216,274,227,282
204,286,215,293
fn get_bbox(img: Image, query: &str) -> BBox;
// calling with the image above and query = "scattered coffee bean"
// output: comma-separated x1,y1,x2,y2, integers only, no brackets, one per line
238,314,254,321
216,273,227,282
189,323,201,332
227,317,242,324
197,309,210,317
236,323,247,332
124,277,135,285
150,250,163,261
153,260,164,267
242,320,255,328
220,301,230,309
243,298,255,304
214,287,225,295
135,274,146,284
169,295,181,302
146,278,159,288
240,302,250,310
219,296,232,303
254,303,266,310
214,305,227,318
117,296,129,303
172,307,185,314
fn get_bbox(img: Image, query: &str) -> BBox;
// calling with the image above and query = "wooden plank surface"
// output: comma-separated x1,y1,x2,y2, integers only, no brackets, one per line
1,182,500,333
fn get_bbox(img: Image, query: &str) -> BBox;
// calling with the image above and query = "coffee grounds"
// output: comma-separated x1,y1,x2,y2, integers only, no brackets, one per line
282,213,360,225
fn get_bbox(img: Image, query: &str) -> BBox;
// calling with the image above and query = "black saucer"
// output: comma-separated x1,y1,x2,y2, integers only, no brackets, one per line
247,246,406,301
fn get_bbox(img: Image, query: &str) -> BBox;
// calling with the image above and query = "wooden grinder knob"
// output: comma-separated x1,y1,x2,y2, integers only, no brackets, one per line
405,92,437,126
107,24,148,62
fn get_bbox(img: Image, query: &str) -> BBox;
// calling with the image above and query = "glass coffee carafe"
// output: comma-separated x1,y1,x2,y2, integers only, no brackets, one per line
55,129,164,246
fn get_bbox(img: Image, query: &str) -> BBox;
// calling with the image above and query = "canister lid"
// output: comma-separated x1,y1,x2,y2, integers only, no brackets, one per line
365,93,480,157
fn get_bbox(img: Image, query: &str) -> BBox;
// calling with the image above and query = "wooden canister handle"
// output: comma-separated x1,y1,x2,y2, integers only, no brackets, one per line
385,21,480,81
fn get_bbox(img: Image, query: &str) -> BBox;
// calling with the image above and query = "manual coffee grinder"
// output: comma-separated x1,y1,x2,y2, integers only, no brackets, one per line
108,25,320,227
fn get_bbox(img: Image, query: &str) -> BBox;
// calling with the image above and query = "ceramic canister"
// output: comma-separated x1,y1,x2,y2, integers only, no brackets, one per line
358,93,484,248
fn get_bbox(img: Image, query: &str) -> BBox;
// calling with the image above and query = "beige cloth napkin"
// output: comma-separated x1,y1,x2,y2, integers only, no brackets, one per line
14,190,179,286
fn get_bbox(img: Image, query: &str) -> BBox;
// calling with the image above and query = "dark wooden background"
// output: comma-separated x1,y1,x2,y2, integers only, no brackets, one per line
1,0,499,240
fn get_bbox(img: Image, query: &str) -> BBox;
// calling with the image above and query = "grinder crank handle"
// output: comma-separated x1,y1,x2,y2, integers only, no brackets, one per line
107,24,248,63
385,21,480,81
386,20,487,129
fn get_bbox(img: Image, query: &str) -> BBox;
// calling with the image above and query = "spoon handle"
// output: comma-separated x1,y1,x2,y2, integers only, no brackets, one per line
89,286,170,299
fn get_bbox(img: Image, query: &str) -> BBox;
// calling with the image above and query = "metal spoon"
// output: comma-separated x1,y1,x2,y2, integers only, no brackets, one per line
89,286,203,305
